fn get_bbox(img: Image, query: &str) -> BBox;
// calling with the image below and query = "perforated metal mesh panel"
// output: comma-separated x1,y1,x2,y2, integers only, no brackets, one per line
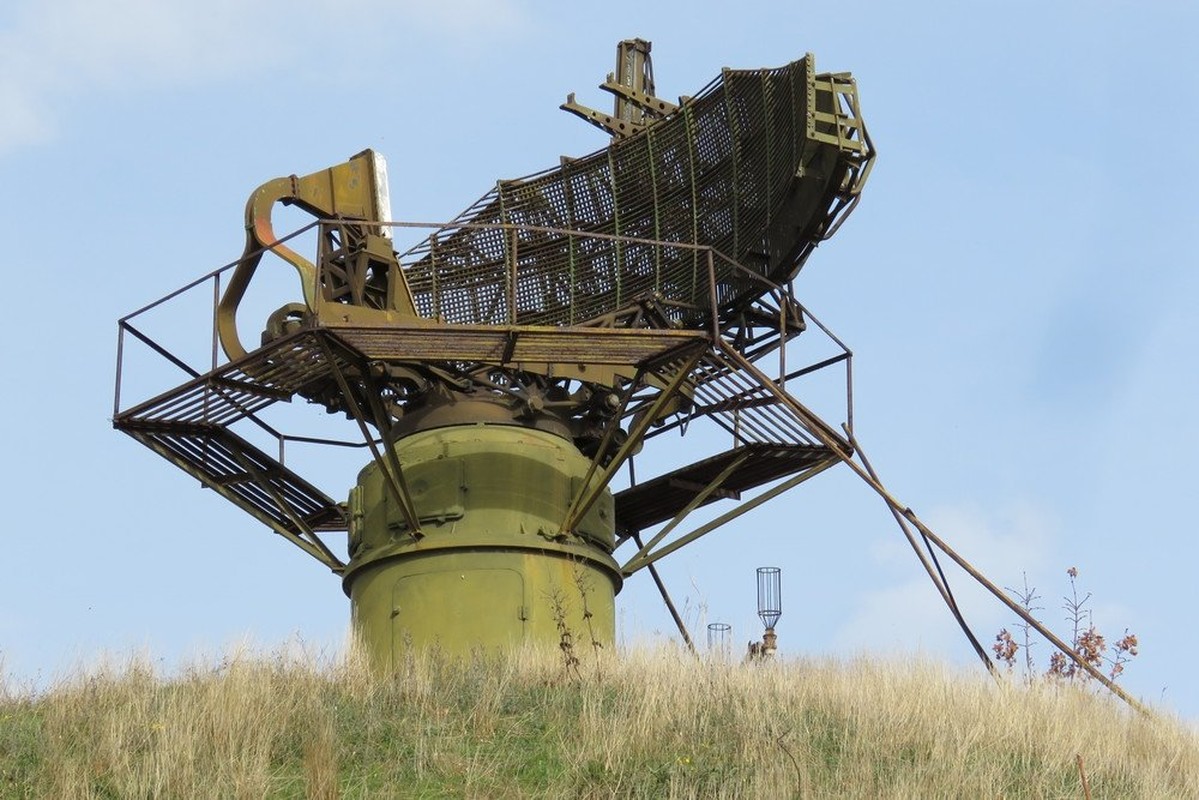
401,56,870,329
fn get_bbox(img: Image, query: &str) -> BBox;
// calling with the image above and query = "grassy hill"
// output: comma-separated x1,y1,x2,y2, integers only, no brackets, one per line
1,646,1195,798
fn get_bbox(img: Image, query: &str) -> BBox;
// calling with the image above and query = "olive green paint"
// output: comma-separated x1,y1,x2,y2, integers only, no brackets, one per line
343,423,621,667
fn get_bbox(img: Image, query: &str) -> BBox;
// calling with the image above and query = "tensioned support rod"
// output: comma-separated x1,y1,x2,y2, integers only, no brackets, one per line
623,451,750,568
622,457,838,575
562,347,704,533
632,531,696,654
896,507,1148,714
319,339,423,537
717,341,1150,715
844,424,995,677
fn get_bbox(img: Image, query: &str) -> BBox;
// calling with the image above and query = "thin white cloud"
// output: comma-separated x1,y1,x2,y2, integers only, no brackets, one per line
0,80,47,154
832,501,1055,656
0,0,530,155
310,0,529,39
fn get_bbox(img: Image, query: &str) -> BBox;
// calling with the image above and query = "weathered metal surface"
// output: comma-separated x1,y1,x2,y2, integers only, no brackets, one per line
561,38,667,138
400,53,871,330
613,443,836,535
114,255,854,577
345,424,620,666
325,321,706,371
106,41,1153,715
113,40,870,666
217,149,414,363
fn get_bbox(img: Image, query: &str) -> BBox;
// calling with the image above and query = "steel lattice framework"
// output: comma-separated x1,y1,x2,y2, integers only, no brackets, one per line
114,48,872,591
401,56,871,329
110,43,1154,711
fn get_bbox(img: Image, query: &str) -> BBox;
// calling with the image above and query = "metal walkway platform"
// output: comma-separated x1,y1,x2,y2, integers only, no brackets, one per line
614,443,838,536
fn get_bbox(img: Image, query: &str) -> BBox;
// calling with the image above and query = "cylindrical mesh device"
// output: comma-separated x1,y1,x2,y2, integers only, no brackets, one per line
757,566,782,631
707,622,732,652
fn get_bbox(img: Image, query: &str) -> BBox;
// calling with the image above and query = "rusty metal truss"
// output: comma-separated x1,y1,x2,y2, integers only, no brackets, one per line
109,44,1154,714
112,47,875,679
114,224,855,578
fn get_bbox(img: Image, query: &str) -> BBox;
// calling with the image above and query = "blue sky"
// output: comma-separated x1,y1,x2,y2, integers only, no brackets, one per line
2,1,1197,722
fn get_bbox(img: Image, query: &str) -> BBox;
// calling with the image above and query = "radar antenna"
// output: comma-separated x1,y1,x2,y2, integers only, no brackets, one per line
112,38,1148,715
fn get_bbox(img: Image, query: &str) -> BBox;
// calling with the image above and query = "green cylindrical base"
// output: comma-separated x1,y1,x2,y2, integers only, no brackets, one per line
342,422,620,669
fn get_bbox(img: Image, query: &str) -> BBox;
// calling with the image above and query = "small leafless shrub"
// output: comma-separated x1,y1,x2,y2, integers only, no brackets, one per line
994,566,1139,684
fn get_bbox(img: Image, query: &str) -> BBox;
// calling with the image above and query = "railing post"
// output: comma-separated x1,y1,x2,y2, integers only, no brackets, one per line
113,323,125,418
707,249,720,341
509,227,519,324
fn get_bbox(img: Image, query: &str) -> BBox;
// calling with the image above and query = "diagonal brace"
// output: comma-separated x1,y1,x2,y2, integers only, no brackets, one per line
562,347,704,533
133,431,342,571
622,451,750,568
632,531,695,655
318,338,423,538
228,448,345,570
844,423,995,676
622,456,838,575
715,338,1148,714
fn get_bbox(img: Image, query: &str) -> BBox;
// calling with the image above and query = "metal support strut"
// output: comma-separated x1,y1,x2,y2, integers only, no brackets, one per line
715,339,1150,715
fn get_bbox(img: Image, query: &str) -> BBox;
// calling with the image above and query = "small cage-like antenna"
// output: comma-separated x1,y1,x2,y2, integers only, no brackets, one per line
707,622,732,652
757,567,782,630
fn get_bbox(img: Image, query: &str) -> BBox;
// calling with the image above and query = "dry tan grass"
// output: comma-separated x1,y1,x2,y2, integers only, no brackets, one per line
1,645,1195,798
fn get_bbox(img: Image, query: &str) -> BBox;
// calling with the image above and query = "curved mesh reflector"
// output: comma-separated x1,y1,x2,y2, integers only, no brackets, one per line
401,56,861,329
